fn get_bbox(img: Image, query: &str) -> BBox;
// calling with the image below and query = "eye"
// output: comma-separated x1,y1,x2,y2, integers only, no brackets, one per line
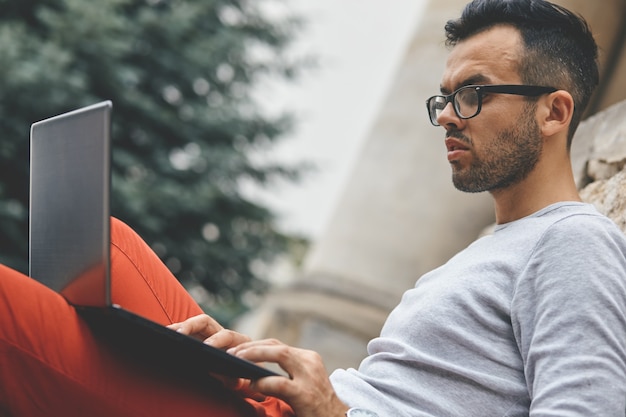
456,88,478,106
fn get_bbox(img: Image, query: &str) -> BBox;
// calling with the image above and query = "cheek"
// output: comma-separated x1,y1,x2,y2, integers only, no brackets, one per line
466,110,514,149
479,100,517,126
467,134,506,165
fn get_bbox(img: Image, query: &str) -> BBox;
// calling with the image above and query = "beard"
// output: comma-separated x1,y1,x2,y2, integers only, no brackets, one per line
450,103,543,193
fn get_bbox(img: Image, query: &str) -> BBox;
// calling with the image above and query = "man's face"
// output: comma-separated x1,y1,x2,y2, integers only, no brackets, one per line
437,25,543,193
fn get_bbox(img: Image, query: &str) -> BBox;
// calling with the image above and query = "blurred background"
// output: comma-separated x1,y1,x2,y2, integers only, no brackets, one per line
1,0,625,370
0,0,423,325
245,0,425,240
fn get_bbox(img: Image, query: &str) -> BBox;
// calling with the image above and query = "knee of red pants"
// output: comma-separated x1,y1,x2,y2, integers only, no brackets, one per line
109,217,203,324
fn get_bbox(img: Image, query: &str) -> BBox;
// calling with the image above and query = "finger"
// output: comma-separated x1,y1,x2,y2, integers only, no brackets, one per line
248,375,296,399
227,338,283,355
204,329,251,350
229,341,348,417
230,341,302,378
240,346,331,408
166,314,223,339
165,322,182,331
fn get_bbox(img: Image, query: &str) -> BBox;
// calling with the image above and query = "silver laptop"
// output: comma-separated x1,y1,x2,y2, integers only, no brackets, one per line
29,101,277,382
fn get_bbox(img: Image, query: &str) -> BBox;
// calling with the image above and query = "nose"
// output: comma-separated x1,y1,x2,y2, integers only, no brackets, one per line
436,102,464,129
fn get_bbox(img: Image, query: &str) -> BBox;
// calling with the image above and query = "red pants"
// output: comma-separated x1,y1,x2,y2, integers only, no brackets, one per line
0,218,293,417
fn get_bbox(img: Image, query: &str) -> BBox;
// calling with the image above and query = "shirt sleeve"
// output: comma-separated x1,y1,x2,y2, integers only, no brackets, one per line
512,215,626,416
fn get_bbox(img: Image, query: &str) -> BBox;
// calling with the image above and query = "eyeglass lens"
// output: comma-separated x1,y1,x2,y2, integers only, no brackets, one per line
429,87,480,125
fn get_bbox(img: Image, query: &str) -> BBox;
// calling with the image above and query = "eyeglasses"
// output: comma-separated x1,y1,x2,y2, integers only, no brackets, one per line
426,84,557,126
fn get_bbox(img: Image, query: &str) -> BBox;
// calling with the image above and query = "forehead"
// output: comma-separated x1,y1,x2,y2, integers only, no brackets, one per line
440,25,524,93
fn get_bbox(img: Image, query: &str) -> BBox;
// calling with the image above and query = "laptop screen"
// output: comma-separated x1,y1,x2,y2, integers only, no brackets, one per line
29,101,112,307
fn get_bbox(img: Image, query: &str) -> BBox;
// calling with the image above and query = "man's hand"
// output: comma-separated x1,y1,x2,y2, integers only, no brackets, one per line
168,315,350,417
167,314,257,393
228,339,350,417
167,313,251,349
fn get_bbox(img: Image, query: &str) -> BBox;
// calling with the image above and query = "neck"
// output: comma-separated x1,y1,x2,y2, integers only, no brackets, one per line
490,154,581,224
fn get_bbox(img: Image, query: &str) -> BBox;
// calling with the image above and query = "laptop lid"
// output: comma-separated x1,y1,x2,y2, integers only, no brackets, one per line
28,101,281,380
29,101,112,307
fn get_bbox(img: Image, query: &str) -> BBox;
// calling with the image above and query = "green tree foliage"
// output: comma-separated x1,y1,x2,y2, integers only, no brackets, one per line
0,0,306,323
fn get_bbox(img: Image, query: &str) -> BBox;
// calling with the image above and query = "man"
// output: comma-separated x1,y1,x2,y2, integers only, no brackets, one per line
177,2,626,416
1,0,625,416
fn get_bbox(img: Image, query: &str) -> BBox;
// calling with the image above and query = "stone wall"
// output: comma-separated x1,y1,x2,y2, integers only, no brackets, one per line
573,99,626,231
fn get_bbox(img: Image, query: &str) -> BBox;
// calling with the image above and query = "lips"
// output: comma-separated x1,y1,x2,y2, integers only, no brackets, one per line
445,137,470,162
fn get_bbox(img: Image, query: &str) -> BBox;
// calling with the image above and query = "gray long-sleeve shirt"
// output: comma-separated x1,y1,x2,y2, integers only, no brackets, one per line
330,202,626,416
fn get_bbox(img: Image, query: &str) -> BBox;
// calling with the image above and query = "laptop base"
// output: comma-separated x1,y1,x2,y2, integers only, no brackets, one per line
76,305,279,383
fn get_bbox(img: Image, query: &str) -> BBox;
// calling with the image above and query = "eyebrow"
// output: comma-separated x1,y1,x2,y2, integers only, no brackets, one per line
440,74,491,94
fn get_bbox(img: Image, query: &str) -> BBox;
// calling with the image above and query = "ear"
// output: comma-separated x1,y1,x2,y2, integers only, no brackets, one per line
539,90,575,138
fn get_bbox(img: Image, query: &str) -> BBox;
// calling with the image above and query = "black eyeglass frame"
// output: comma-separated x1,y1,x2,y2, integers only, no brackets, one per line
426,84,558,126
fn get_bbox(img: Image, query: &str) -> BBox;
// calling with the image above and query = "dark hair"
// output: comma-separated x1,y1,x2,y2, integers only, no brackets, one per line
445,0,599,145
